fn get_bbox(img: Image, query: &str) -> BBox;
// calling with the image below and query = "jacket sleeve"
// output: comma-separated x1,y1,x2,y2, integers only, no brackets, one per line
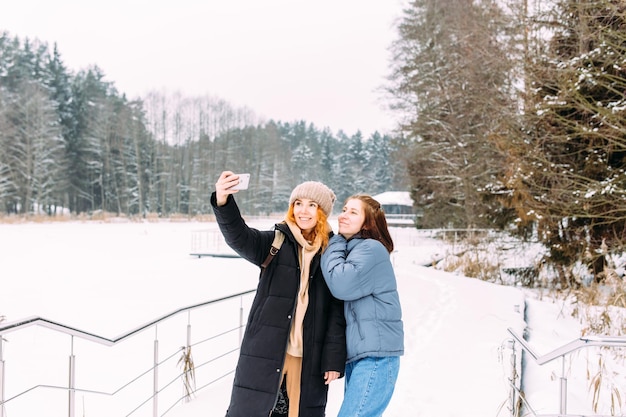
321,294,347,376
210,192,274,266
320,234,383,301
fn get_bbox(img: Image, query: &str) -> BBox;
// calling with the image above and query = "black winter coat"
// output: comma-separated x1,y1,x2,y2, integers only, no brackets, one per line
211,194,347,417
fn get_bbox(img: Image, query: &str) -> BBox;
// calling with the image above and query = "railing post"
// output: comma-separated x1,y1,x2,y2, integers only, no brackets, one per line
153,326,159,417
506,339,518,417
559,356,567,415
1,336,5,417
68,336,75,417
185,315,192,403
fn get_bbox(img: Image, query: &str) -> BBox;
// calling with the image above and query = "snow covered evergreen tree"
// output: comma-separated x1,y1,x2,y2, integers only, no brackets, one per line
387,0,519,228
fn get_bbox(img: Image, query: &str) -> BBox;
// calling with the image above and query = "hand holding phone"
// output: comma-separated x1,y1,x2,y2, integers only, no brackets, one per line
230,173,250,190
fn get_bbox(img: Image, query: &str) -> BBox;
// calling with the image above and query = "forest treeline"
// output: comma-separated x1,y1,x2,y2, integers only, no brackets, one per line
2,0,626,287
0,33,408,218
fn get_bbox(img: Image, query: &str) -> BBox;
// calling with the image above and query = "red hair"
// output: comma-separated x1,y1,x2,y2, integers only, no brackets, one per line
287,204,331,250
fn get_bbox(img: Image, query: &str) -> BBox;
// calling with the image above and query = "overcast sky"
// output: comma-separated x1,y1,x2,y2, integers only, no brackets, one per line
0,0,406,137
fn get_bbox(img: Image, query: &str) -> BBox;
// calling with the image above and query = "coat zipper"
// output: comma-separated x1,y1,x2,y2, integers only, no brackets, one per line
270,241,301,414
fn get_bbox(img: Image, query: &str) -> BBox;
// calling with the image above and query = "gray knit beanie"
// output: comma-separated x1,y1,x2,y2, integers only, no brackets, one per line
289,181,336,216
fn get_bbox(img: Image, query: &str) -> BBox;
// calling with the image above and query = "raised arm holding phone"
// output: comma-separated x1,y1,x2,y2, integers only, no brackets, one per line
212,171,346,417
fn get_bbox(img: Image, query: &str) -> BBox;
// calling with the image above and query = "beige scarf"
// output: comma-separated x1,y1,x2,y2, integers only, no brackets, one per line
285,219,323,357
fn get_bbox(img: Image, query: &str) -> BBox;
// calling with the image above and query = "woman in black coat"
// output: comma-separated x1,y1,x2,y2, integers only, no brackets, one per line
212,171,347,417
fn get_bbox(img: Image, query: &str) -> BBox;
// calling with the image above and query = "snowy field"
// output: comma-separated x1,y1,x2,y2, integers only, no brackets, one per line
0,219,621,417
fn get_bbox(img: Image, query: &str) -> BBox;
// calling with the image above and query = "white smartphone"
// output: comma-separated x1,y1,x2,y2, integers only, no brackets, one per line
230,173,250,190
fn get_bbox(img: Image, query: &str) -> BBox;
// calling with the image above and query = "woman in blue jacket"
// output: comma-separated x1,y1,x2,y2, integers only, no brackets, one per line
321,194,404,417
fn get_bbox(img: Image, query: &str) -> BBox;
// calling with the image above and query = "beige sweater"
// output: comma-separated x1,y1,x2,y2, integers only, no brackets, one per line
285,219,322,357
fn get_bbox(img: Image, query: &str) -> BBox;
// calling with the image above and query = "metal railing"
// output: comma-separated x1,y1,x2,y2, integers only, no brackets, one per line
506,327,626,417
0,289,255,417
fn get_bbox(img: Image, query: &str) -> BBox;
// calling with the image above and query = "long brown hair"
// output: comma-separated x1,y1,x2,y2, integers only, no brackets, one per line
348,194,394,253
287,204,332,250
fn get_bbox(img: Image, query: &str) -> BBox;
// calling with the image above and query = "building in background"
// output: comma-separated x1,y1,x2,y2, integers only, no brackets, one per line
373,191,418,227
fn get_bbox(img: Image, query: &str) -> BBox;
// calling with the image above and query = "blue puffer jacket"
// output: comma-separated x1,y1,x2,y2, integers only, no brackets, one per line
321,233,404,363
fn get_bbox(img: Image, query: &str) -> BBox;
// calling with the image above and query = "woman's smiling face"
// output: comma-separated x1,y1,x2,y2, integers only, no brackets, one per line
338,198,365,239
293,198,320,232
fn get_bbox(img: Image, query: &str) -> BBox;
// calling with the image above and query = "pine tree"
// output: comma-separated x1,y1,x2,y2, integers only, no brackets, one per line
387,0,519,228
364,132,392,194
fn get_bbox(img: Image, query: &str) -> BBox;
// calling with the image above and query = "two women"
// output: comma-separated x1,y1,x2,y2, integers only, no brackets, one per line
212,171,346,417
321,194,404,417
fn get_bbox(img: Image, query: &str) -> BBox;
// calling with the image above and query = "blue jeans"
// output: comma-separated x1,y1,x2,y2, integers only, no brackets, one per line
338,356,400,417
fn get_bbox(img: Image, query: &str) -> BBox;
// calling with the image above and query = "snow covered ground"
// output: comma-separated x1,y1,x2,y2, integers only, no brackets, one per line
0,219,622,416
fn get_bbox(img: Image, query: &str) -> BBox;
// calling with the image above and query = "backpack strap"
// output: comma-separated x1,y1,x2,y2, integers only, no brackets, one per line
261,229,285,269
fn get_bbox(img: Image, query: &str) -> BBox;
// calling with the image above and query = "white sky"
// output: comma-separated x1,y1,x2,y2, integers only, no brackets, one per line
0,0,406,137
2,221,619,416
